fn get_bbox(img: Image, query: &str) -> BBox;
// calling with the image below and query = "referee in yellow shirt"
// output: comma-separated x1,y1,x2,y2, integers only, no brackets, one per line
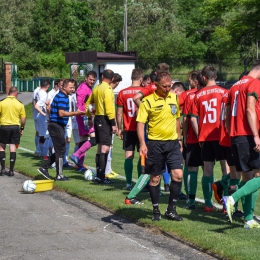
137,72,183,221
86,70,121,184
0,87,26,176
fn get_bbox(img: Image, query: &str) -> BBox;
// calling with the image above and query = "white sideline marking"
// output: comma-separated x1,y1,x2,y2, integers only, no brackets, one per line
103,222,160,255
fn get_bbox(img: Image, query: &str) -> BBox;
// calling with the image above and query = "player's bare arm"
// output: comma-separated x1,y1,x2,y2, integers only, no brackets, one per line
225,104,231,135
190,116,199,139
133,92,143,108
59,109,84,117
182,116,188,147
34,103,46,116
246,95,260,151
116,107,123,140
137,122,147,157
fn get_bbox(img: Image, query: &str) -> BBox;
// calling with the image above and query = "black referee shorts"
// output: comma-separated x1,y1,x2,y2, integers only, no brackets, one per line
94,115,112,146
0,125,20,144
145,140,183,176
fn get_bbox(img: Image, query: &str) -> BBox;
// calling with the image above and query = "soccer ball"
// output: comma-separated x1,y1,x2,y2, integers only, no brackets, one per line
84,169,96,181
22,180,36,193
88,103,96,114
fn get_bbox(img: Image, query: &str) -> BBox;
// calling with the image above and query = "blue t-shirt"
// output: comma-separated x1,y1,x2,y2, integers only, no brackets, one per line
50,91,69,126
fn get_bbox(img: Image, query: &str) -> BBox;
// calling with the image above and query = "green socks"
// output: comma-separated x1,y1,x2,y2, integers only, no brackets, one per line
183,165,189,195
232,177,260,203
220,173,230,188
124,158,133,186
187,171,198,205
202,176,212,207
127,174,150,199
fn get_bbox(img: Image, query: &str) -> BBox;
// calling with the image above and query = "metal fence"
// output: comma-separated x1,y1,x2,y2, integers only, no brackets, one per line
14,78,55,92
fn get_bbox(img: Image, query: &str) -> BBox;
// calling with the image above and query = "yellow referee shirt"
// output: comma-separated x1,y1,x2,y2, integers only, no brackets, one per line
85,81,115,120
0,96,26,126
137,92,180,140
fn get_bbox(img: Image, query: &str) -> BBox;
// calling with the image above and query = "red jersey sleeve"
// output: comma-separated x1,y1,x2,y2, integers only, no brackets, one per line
139,83,156,97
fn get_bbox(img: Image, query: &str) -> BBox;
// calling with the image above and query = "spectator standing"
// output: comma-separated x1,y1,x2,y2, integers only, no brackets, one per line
38,79,84,181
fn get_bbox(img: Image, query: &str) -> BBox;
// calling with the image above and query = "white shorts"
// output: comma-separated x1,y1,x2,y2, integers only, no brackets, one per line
73,129,80,144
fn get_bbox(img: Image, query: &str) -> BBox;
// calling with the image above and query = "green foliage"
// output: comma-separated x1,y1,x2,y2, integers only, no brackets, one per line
0,0,259,77
10,43,41,79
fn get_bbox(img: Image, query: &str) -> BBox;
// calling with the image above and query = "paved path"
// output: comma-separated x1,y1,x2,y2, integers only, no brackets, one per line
0,172,219,260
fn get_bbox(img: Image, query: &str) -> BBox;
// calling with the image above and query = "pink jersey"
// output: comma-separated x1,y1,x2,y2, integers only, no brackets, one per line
75,81,94,136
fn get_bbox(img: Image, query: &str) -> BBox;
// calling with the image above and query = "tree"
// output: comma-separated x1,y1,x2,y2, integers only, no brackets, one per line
0,0,34,54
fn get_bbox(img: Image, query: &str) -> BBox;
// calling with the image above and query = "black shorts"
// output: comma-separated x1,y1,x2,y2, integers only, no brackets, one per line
185,143,203,167
231,136,260,172
145,140,183,176
94,115,112,146
123,131,140,151
201,141,226,162
0,126,20,144
221,145,235,167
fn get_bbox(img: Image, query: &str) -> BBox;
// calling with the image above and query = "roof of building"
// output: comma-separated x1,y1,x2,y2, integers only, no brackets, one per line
65,50,138,64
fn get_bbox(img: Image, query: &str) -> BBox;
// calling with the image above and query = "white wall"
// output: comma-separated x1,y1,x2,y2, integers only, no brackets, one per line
93,62,135,94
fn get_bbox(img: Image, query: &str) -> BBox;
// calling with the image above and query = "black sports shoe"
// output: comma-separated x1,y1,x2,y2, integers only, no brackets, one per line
253,216,260,224
0,169,5,176
56,175,70,181
183,204,195,210
37,167,51,180
94,177,112,184
125,197,144,205
232,209,244,218
178,193,187,200
102,178,112,184
7,171,14,177
165,210,183,221
152,209,161,221
228,185,237,195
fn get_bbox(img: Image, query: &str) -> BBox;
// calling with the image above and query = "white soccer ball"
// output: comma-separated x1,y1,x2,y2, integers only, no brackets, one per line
22,180,36,193
84,169,96,181
88,103,96,114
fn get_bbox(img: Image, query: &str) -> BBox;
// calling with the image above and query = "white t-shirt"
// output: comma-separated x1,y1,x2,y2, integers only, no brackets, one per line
47,88,59,104
33,87,40,120
36,89,48,113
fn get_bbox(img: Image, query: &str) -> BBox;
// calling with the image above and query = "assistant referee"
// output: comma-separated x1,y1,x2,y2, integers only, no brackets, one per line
137,72,183,221
0,87,26,176
85,69,120,184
